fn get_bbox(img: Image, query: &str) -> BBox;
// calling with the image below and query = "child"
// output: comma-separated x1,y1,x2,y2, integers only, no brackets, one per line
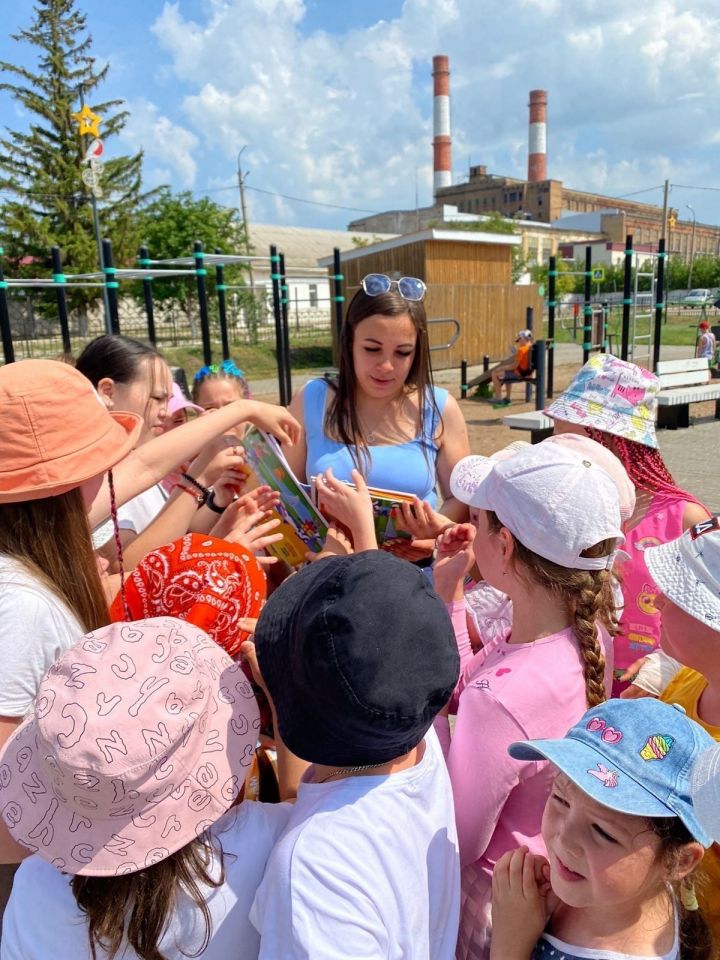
642,517,720,944
433,443,624,958
491,328,533,408
245,551,462,958
193,359,252,410
695,320,717,361
546,354,710,695
491,697,715,960
0,617,298,960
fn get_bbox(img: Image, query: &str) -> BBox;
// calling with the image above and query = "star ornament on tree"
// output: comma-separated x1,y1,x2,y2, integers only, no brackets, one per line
71,104,101,137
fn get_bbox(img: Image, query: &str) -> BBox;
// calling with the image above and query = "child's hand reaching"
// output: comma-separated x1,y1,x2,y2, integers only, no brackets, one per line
490,848,559,960
305,522,354,563
316,468,377,552
432,523,476,602
392,497,453,541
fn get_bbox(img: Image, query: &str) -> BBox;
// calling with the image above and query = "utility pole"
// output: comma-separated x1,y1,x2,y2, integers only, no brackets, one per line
686,204,697,291
237,147,254,287
660,179,669,247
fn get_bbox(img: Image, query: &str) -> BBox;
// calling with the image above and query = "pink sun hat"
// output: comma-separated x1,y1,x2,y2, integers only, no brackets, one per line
168,382,204,418
0,617,260,876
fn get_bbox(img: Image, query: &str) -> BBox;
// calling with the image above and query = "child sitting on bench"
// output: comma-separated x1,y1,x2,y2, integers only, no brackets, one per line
491,329,533,408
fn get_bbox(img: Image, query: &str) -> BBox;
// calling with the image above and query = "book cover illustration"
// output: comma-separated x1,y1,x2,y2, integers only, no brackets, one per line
311,479,414,544
241,428,329,566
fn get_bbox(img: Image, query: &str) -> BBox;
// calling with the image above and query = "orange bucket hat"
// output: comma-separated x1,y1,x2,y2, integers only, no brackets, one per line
110,533,267,657
0,359,142,503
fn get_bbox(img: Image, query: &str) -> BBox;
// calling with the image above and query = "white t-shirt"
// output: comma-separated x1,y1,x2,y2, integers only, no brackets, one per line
0,555,84,717
92,483,168,548
250,728,460,959
1,800,292,960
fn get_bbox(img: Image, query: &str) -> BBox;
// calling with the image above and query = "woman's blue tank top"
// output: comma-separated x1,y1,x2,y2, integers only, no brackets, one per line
303,379,448,508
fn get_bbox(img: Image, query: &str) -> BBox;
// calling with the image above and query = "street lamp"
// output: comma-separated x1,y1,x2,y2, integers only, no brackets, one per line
686,203,697,290
236,146,255,299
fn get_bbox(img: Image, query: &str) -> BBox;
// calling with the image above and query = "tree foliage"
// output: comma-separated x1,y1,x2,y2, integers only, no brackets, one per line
0,0,144,305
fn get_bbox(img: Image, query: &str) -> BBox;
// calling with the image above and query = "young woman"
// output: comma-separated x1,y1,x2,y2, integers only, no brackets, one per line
432,443,623,958
491,698,714,960
282,274,470,558
546,354,710,695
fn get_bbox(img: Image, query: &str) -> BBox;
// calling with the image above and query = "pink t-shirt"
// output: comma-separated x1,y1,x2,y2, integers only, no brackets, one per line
614,492,702,694
436,603,612,950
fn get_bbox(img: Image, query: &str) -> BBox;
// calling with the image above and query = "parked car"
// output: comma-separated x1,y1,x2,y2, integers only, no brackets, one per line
682,288,713,307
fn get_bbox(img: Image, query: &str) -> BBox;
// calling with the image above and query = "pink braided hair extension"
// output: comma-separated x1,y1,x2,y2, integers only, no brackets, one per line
584,427,699,503
107,468,131,621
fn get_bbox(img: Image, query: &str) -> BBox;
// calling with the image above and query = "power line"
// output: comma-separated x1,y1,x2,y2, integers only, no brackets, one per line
672,183,720,194
193,180,381,214
615,185,665,199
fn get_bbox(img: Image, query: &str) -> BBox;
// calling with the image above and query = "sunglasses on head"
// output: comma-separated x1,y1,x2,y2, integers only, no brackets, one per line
361,274,426,302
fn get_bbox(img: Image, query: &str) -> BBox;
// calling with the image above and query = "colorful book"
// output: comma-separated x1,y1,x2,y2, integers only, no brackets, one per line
240,428,329,567
311,478,414,543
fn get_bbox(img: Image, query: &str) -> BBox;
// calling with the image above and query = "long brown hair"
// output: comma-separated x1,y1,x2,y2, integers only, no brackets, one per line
72,836,224,960
487,511,617,707
651,817,714,960
325,286,441,471
0,488,109,631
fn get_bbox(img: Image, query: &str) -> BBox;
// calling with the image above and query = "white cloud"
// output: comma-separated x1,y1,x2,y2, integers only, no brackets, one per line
120,97,199,188
133,0,720,226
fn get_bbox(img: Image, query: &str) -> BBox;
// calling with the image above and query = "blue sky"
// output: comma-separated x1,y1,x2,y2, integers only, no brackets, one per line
2,0,720,233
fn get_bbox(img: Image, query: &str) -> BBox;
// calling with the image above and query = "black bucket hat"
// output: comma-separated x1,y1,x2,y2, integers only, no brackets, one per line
255,552,459,766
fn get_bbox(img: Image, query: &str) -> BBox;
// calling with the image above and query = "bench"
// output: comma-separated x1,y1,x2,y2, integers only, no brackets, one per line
655,357,720,429
502,357,720,442
501,410,554,444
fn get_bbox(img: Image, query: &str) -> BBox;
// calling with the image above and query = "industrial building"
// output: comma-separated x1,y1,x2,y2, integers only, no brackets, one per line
351,58,720,265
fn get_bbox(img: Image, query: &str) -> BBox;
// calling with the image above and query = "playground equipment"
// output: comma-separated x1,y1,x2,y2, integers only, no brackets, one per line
0,240,352,406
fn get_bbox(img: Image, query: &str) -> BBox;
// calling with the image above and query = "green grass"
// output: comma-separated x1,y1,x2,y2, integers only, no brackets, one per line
162,337,333,380
544,306,709,349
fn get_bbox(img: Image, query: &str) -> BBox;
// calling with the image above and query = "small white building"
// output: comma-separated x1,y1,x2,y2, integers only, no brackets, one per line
246,224,396,325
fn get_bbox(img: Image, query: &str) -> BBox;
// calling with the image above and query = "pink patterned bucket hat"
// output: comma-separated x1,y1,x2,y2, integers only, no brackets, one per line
0,618,260,876
545,354,659,448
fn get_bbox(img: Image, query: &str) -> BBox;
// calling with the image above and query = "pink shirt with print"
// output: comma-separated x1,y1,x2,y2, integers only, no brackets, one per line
435,603,612,957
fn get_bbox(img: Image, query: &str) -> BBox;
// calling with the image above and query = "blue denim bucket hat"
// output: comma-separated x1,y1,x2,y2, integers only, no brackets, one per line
509,698,715,847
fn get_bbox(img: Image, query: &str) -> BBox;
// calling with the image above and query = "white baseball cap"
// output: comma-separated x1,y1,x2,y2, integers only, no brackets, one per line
540,434,636,522
449,444,624,571
644,517,720,632
516,329,533,341
691,744,720,843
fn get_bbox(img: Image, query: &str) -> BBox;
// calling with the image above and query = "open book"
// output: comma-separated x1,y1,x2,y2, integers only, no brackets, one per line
310,478,414,544
241,429,416,564
241,428,328,567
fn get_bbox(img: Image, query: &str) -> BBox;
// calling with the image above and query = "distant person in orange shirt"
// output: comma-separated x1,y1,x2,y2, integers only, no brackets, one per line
491,329,533,408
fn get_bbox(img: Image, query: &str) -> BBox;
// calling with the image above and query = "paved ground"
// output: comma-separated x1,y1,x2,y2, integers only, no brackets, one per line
253,342,720,512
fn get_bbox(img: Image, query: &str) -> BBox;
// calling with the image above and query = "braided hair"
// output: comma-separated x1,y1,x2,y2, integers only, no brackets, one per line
584,427,698,503
487,512,617,707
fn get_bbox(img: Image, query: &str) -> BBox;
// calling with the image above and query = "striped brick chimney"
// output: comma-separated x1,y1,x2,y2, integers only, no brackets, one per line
432,55,452,196
527,89,548,182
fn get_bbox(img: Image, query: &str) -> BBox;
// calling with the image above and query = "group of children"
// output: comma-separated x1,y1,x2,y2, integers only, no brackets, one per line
0,336,719,960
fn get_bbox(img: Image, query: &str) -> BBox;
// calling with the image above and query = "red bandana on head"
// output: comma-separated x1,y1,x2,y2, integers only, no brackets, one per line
110,534,266,657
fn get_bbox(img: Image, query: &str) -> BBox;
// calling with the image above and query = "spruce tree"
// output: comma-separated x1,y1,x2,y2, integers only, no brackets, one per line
0,0,144,306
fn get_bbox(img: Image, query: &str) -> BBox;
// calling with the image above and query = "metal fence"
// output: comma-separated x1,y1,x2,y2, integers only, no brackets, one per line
6,284,332,361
